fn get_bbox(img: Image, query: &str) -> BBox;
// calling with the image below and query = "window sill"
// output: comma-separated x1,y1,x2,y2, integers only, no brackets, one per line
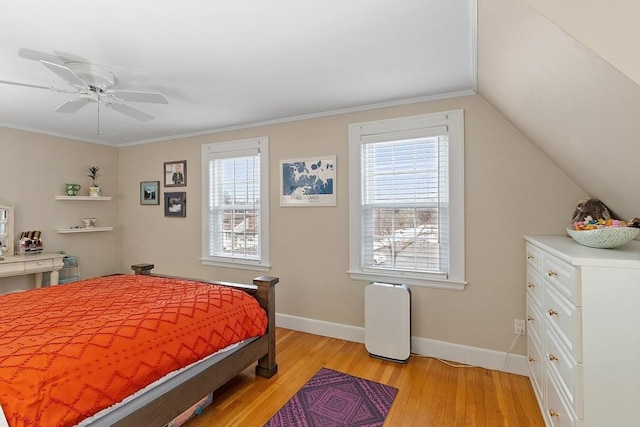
201,258,271,272
348,270,466,291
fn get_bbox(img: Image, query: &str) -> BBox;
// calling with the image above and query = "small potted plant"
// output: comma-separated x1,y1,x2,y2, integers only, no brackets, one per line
88,166,101,197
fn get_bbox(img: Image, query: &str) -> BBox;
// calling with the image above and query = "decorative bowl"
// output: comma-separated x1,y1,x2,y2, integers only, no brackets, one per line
566,226,639,249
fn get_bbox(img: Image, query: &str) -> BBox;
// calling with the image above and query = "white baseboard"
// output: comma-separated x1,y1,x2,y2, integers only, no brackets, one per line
275,313,528,376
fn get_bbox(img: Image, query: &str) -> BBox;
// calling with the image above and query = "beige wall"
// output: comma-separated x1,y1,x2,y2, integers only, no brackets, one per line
0,127,119,293
118,95,584,354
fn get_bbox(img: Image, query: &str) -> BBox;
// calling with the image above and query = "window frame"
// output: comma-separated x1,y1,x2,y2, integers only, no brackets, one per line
201,137,270,271
348,110,466,290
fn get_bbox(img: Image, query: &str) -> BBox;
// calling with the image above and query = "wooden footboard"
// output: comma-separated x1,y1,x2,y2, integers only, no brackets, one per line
107,264,279,427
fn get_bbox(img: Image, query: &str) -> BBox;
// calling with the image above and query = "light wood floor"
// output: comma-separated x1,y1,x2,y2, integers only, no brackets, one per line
186,328,545,426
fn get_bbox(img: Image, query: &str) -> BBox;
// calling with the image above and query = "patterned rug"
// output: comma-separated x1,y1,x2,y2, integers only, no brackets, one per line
265,367,398,427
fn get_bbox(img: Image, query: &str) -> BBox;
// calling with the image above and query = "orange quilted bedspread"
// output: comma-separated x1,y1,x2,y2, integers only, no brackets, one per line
0,275,268,427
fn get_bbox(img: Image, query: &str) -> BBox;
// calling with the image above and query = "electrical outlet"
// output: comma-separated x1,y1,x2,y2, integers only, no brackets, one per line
514,319,526,335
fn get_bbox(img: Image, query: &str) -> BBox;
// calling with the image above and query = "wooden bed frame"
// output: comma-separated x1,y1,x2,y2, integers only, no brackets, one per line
102,264,279,427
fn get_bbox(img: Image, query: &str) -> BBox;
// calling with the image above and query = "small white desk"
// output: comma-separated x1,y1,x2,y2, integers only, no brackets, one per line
0,253,65,287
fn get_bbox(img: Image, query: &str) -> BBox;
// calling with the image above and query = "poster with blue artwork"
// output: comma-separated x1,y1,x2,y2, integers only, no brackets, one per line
280,156,336,206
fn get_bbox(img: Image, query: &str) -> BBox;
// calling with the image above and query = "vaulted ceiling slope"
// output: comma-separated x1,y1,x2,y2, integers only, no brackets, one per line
0,0,476,146
477,0,640,221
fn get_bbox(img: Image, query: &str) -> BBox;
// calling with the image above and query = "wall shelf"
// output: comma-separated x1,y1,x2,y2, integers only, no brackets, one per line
57,227,114,234
55,196,112,201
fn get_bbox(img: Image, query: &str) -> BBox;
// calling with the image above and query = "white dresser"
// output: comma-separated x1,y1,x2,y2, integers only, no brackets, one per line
525,235,640,427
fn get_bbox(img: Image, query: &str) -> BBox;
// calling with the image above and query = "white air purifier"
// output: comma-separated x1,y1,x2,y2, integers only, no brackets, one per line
365,282,411,363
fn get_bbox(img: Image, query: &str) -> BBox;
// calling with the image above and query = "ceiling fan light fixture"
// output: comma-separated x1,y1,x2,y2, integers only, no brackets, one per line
78,92,98,103
64,62,115,91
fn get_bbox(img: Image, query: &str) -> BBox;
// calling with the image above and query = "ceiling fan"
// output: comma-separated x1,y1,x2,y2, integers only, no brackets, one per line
0,57,168,123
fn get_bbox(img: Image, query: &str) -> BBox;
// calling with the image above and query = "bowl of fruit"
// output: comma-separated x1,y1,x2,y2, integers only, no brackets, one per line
567,217,639,249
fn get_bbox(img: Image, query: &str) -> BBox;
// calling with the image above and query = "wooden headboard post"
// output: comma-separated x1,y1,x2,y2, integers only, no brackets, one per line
253,275,279,378
131,263,154,275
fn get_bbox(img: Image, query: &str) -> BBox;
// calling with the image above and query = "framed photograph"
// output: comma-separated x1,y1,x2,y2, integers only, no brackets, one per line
164,160,187,187
164,192,186,217
140,181,160,205
280,155,336,206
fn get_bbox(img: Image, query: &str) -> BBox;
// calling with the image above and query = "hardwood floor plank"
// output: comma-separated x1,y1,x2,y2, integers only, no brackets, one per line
465,369,482,427
451,368,466,426
185,328,545,426
382,355,416,426
397,359,427,426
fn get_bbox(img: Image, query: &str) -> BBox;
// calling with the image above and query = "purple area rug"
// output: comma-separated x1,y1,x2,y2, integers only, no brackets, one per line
265,367,398,427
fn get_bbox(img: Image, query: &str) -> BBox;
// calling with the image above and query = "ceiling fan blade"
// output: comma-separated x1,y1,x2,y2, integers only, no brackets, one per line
55,98,92,113
108,103,154,121
18,48,84,65
0,79,77,93
1,79,49,90
110,90,168,104
40,60,89,88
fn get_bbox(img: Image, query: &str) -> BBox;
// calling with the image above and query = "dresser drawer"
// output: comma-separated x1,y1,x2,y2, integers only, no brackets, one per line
526,298,543,348
546,326,583,417
526,266,544,309
544,253,581,306
0,261,25,276
545,284,582,362
24,258,54,273
526,243,543,274
527,331,544,402
546,370,581,427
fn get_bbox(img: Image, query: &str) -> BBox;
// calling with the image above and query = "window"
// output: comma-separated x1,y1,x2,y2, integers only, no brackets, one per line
348,110,465,289
201,137,270,270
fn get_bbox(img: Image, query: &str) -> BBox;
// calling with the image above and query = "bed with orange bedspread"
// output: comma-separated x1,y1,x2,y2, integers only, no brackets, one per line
0,266,278,427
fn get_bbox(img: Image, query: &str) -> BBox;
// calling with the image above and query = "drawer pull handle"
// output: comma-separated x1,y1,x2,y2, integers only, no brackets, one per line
549,410,559,417
547,270,557,277
527,282,535,288
528,356,535,362
548,309,558,316
527,254,534,260
548,354,559,362
527,316,534,322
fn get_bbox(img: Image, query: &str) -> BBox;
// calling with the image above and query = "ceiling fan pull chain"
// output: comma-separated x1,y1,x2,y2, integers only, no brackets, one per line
97,94,101,134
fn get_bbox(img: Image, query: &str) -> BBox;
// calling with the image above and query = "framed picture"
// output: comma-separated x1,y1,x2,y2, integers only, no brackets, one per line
280,155,336,206
140,181,160,205
164,192,186,217
164,160,187,187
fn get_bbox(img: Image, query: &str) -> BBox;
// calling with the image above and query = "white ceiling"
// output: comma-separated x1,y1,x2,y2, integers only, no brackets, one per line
0,0,476,146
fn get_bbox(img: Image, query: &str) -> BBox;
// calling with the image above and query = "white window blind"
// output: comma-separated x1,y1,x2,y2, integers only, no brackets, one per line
208,153,260,259
348,110,465,290
201,138,270,270
361,134,449,275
